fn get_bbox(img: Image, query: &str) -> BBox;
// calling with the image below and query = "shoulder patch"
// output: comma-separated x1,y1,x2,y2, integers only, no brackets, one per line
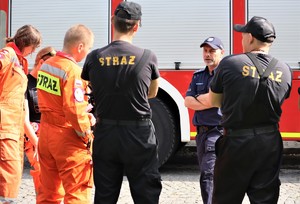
74,88,84,102
0,49,9,59
75,79,83,87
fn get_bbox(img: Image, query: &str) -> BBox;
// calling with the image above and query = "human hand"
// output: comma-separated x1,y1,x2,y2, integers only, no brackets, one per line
88,113,96,126
33,142,39,162
86,103,94,112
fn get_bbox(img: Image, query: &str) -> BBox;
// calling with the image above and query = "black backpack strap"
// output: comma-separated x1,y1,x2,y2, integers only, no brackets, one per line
245,52,278,80
129,49,151,82
245,52,281,122
115,49,151,89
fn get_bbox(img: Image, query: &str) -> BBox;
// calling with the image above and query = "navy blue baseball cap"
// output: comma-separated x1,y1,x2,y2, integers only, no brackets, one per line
234,16,276,43
200,37,224,50
114,1,142,20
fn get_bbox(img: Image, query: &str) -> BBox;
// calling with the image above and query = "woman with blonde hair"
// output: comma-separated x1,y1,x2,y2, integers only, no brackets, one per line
24,46,56,195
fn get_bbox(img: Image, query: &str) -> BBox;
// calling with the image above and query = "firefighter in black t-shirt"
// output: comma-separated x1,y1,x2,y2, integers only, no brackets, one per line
208,16,292,203
81,1,162,203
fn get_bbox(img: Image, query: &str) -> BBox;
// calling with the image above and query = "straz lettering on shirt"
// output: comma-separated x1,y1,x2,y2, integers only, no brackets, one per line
98,56,136,66
36,71,61,96
242,66,283,82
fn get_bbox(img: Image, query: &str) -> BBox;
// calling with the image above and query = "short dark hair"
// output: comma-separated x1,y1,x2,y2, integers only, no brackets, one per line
113,16,139,33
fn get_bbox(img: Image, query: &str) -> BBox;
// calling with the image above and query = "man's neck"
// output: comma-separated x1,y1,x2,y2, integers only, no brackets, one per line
207,65,217,74
249,46,270,54
113,32,133,43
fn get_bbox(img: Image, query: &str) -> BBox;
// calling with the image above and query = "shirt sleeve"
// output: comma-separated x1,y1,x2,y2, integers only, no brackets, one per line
150,52,160,80
185,74,197,97
210,61,224,94
63,67,91,135
81,52,92,81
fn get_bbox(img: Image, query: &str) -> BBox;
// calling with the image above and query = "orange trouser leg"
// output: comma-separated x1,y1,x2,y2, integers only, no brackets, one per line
24,140,40,194
37,123,93,204
0,136,24,201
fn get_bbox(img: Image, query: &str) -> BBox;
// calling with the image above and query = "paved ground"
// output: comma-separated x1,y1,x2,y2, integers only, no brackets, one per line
16,141,300,203
16,168,300,204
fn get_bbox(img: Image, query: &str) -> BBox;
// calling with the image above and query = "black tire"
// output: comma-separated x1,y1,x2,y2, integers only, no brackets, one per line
149,98,180,167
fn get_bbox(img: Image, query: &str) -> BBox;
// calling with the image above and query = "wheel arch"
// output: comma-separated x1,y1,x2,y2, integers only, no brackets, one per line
157,77,191,142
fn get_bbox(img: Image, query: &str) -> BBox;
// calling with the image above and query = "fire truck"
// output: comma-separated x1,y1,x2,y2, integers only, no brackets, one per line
1,0,299,166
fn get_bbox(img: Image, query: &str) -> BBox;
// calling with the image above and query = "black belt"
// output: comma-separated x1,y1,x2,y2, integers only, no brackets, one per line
197,125,216,134
224,124,278,136
99,118,151,126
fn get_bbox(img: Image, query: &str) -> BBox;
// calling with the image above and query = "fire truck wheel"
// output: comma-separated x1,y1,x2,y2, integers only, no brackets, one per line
149,97,180,167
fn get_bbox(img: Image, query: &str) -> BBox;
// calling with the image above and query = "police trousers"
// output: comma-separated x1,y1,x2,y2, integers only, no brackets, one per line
213,124,282,204
92,119,162,204
196,126,222,204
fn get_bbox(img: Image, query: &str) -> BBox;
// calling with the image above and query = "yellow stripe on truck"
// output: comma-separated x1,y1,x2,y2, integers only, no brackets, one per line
190,132,300,140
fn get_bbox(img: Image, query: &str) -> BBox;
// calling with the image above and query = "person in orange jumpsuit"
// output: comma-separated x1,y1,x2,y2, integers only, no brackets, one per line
36,24,95,204
0,24,42,204
24,46,57,195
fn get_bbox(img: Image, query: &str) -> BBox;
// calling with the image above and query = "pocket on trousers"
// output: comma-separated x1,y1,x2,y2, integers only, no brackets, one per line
0,138,20,161
214,135,224,157
205,134,219,153
205,140,215,153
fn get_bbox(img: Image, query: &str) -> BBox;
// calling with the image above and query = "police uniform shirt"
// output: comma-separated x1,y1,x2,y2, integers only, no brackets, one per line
81,40,160,120
210,53,292,128
186,67,222,126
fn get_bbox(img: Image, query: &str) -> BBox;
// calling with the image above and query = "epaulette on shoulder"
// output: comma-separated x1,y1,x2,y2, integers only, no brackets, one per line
193,68,205,75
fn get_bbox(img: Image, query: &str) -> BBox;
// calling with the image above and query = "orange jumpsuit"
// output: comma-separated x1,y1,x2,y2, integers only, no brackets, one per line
36,51,93,204
0,43,28,200
24,122,40,194
24,60,45,195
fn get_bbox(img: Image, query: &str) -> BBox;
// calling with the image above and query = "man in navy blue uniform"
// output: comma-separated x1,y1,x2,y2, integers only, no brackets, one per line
185,37,225,204
209,16,292,203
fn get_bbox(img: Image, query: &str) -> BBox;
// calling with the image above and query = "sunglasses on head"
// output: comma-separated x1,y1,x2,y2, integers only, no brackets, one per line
41,50,56,61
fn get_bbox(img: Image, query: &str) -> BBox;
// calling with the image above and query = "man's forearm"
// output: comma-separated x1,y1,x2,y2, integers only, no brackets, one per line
184,95,211,110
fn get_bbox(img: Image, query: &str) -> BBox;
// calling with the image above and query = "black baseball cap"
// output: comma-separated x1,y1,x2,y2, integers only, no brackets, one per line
234,16,276,43
114,1,142,20
200,37,224,50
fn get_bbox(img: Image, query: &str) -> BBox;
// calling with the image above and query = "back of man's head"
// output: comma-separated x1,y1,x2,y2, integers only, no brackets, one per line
113,1,142,33
63,24,94,50
234,16,276,43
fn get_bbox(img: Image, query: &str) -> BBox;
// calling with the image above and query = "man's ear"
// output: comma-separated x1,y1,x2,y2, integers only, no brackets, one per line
133,24,139,32
249,33,255,44
78,43,84,53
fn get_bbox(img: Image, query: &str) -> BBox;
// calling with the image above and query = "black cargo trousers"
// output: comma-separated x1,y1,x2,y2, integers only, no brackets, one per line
212,124,282,204
92,119,162,204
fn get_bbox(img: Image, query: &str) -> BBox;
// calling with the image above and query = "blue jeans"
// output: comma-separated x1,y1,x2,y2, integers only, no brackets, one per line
196,126,222,204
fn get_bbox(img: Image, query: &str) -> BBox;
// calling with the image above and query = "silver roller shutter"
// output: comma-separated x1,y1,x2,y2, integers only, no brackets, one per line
11,0,109,67
248,0,300,69
132,0,231,69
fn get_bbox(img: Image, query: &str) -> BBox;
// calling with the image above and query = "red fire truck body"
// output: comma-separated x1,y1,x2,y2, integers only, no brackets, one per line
1,0,299,165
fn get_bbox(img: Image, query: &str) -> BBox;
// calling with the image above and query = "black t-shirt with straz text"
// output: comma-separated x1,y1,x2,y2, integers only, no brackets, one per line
210,53,292,129
81,40,160,120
